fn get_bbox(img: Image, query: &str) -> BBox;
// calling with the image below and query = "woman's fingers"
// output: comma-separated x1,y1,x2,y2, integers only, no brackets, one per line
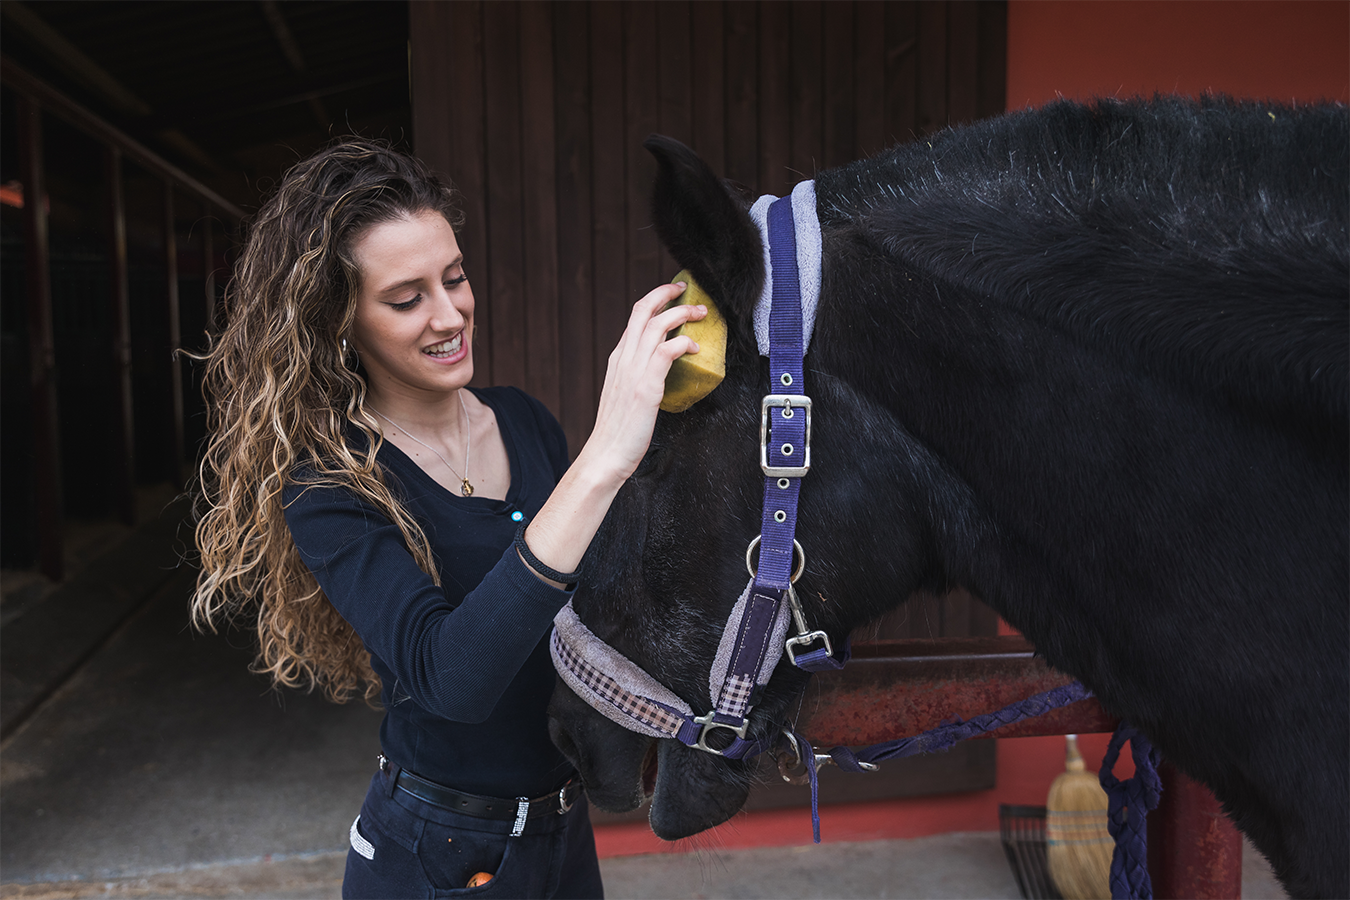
614,284,705,363
541,279,713,517
649,300,707,337
623,282,686,334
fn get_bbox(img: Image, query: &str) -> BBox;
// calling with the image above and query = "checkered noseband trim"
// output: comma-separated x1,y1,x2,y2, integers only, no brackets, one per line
551,628,688,738
715,674,755,719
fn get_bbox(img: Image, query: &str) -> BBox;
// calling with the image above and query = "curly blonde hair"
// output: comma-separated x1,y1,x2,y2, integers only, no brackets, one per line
191,138,465,704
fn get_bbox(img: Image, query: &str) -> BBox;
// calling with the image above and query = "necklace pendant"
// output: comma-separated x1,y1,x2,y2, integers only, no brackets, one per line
462,478,474,497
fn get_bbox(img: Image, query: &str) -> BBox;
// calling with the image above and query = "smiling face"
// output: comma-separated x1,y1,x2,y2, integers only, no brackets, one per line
349,209,474,403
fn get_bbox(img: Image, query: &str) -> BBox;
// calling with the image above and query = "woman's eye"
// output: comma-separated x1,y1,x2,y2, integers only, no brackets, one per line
389,294,421,311
445,273,469,289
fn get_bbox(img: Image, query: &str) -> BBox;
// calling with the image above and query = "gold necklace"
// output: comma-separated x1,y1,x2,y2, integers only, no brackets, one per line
370,391,474,496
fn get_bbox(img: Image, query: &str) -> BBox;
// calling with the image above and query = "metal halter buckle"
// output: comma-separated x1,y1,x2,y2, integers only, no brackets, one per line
760,394,812,477
692,712,749,756
557,782,575,815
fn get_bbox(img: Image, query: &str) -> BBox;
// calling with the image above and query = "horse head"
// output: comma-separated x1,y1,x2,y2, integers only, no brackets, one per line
547,134,988,839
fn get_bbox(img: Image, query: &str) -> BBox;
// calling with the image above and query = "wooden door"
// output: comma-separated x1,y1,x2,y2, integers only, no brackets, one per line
410,0,1008,817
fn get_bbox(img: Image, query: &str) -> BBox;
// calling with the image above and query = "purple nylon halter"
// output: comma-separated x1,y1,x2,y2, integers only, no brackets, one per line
755,195,848,674
690,195,850,758
755,196,810,593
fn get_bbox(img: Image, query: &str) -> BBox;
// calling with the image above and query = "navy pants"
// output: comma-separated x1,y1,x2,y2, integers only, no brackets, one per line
343,768,604,899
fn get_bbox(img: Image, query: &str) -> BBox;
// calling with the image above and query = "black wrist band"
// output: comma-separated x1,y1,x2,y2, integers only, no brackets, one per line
514,522,584,586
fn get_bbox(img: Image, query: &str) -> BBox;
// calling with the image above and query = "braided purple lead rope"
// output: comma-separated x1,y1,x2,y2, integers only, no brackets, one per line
827,680,1096,771
1099,723,1164,900
789,680,1095,843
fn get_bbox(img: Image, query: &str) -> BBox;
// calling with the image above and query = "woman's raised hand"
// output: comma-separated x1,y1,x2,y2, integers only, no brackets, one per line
583,281,707,483
516,281,705,581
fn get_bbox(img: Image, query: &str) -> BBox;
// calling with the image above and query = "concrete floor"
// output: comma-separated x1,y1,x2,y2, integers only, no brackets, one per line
0,523,1289,900
1,565,382,884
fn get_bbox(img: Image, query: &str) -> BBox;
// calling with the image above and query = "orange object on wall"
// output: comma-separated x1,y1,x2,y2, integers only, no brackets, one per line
1007,0,1349,108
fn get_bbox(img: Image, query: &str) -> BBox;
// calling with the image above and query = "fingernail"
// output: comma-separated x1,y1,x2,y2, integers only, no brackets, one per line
696,305,707,313
690,341,700,352
676,281,687,289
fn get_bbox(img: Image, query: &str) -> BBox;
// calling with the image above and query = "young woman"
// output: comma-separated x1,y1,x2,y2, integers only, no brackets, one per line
191,138,704,899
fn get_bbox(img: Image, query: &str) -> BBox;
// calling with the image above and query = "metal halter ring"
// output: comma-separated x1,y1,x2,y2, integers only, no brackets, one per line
745,536,806,583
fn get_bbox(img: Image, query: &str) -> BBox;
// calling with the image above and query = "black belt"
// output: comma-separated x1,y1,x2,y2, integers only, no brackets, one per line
380,755,579,822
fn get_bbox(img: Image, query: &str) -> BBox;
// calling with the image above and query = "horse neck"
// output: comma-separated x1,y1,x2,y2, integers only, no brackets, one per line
809,246,1342,655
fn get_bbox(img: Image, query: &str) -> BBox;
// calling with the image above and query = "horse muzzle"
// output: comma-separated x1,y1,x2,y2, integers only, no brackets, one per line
546,680,653,814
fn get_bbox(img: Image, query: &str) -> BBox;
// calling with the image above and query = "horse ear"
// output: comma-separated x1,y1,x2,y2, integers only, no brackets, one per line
645,135,763,354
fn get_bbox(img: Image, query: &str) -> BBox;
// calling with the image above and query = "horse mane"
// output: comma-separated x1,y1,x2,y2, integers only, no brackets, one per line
816,96,1350,427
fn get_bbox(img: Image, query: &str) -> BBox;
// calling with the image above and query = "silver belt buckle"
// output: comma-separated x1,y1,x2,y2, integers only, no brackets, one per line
557,782,575,815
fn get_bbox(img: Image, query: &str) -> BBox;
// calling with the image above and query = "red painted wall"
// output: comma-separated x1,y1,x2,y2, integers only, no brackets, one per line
1007,0,1349,108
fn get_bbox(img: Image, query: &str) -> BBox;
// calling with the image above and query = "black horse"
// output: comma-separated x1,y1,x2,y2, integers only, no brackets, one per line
547,97,1348,899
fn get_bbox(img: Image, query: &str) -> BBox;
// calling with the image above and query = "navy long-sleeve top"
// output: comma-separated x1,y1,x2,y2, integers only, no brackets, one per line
283,386,577,799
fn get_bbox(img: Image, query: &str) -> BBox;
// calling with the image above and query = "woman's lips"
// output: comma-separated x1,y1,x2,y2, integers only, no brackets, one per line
423,331,466,362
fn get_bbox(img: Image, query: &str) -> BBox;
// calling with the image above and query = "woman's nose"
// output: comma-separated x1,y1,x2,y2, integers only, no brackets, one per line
428,289,465,331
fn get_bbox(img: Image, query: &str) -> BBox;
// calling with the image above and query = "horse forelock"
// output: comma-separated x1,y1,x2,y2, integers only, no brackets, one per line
815,96,1350,426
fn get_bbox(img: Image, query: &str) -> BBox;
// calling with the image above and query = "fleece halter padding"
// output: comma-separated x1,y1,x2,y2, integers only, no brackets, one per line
750,179,822,357
551,601,699,743
550,579,790,754
708,580,792,716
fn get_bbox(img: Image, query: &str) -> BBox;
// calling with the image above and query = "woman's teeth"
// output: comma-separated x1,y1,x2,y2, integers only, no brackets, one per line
424,334,462,357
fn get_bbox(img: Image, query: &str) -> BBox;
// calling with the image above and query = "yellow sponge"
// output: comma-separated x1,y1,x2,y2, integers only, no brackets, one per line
660,270,726,413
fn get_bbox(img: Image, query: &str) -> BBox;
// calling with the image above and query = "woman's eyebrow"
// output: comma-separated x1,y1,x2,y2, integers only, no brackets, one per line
376,276,422,295
375,256,464,295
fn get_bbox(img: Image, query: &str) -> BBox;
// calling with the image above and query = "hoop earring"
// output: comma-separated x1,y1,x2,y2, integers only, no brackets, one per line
341,337,360,369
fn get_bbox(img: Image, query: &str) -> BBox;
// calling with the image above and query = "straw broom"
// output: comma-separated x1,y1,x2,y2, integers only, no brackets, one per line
1046,734,1113,900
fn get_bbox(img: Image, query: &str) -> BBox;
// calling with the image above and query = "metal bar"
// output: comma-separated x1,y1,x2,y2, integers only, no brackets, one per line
1148,762,1244,899
17,95,63,581
797,637,1118,745
164,181,184,486
202,206,216,332
1,58,244,222
0,1,150,116
106,146,136,526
